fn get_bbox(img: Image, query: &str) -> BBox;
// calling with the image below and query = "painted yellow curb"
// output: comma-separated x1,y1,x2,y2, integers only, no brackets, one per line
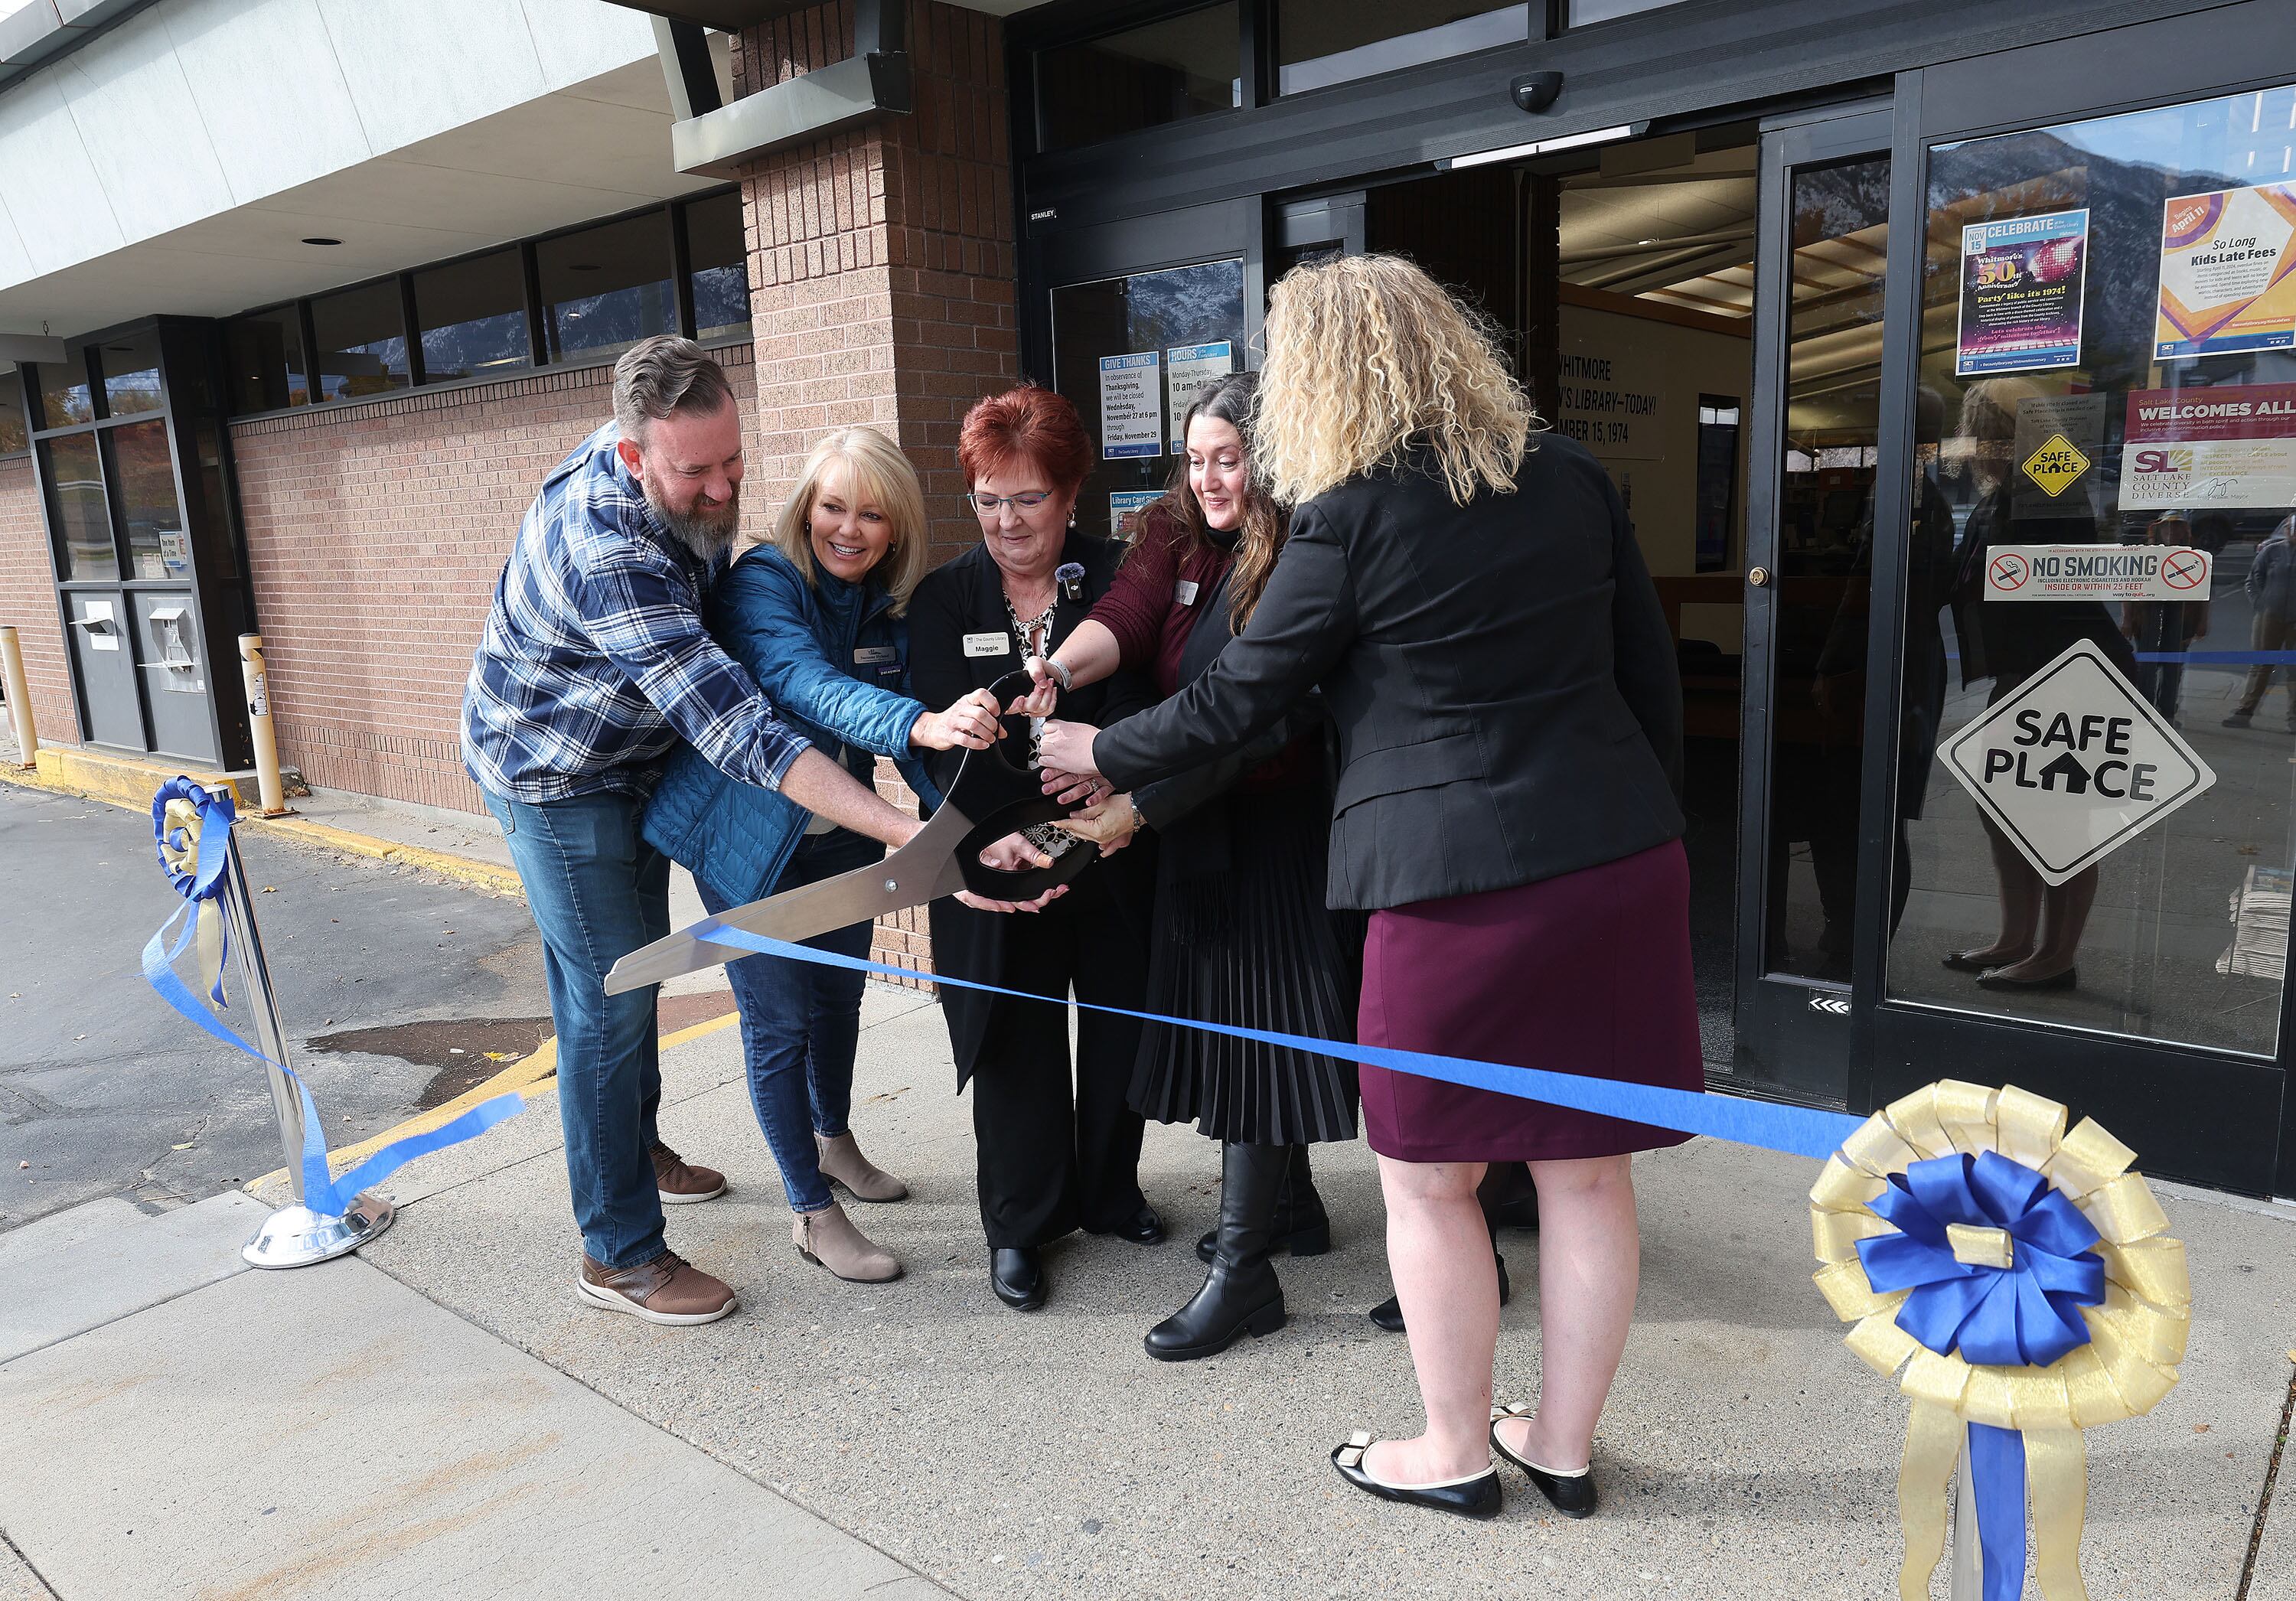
257,815,525,898
31,745,246,809
243,1009,742,1202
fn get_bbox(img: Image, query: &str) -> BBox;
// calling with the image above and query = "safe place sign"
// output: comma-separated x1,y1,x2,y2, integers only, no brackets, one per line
1943,640,2215,885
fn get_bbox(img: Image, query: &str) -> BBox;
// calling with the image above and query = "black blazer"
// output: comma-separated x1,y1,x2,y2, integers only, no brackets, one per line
1094,432,1684,912
907,532,1160,1084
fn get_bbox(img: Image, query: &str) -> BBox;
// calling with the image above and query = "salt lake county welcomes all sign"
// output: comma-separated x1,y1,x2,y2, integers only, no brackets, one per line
1983,543,2213,602
1944,640,2215,885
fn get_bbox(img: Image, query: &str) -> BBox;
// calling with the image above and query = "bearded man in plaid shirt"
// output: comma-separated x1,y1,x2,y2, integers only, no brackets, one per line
465,337,925,1326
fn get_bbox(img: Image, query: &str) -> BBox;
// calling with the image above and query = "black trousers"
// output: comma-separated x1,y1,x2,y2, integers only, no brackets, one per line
968,870,1150,1249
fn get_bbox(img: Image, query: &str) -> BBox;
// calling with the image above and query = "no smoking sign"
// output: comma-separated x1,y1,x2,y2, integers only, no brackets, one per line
1983,543,2213,602
1944,640,2215,884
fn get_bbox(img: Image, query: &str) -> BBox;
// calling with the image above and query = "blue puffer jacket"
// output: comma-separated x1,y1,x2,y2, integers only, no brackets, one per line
642,546,942,908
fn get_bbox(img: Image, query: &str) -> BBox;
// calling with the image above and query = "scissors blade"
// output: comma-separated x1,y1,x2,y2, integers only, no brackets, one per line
602,802,976,996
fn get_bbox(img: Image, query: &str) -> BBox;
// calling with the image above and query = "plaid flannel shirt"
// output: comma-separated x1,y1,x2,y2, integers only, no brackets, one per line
461,422,809,804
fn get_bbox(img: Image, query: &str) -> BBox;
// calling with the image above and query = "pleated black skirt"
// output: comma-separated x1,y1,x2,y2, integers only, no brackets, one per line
1129,780,1364,1145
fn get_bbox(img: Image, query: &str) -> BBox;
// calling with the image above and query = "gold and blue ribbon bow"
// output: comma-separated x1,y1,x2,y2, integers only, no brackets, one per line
1811,1081,2190,1600
142,778,522,1218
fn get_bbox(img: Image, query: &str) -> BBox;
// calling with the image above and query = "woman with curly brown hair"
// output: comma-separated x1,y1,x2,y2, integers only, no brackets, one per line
1040,254,1698,1519
1023,370,1362,1362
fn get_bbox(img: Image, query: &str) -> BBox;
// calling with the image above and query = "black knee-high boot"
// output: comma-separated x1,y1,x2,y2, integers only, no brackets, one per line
1146,1141,1288,1361
1196,1142,1331,1262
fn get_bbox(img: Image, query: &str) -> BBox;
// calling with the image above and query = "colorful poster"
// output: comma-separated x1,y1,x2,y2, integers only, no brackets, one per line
2154,184,2296,360
1110,489,1161,540
1955,210,2089,376
1098,352,1162,458
2119,383,2296,509
1165,341,1234,451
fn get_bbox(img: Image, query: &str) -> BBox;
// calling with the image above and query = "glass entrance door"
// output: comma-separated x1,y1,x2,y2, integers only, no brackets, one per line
1732,106,1896,1097
1035,200,1254,543
1874,1,2294,1195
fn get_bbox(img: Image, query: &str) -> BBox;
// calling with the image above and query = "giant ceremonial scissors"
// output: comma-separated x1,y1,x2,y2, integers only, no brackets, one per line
602,670,1097,995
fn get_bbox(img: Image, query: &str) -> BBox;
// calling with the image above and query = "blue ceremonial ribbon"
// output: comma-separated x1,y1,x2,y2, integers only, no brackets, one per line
1856,1150,2105,1601
690,922,1868,1161
142,781,522,1217
153,776,235,1003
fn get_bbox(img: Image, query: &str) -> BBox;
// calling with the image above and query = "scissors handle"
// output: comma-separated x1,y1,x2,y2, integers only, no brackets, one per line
950,668,1101,901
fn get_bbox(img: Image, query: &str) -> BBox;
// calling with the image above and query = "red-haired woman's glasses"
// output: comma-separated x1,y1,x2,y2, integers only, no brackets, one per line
967,491,1052,514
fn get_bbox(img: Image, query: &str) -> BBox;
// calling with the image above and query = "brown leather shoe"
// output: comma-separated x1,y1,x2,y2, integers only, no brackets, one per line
815,1131,908,1202
576,1249,738,1325
651,1140,726,1205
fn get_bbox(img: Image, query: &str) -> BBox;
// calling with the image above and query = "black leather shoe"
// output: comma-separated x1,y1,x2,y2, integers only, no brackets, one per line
1330,1433,1502,1520
1489,1404,1597,1518
1369,1247,1509,1334
1942,947,2021,973
1150,1142,1287,1361
1089,1204,1165,1244
990,1246,1043,1311
1196,1143,1331,1263
1478,1162,1542,1234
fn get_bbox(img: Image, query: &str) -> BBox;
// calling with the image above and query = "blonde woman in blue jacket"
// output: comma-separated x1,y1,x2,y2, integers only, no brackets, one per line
644,427,1003,1282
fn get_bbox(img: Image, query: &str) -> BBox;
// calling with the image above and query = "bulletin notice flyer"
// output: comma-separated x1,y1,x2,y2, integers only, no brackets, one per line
2155,184,2296,360
1955,209,2090,377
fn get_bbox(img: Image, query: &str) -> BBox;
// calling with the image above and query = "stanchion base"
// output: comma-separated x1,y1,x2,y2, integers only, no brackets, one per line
242,1192,395,1268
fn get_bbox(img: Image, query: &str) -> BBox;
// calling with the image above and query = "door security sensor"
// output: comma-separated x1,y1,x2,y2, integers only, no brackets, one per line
1512,71,1563,113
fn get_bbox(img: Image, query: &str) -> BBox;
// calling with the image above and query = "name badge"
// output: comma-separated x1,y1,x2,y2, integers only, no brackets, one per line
853,645,897,665
1175,579,1199,606
964,631,1011,658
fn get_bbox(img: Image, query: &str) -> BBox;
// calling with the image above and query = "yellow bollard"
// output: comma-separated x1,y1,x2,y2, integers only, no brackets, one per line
0,624,37,768
238,634,289,817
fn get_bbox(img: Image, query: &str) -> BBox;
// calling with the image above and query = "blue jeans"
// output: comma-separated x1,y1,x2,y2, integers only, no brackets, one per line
697,827,883,1215
481,788,669,1270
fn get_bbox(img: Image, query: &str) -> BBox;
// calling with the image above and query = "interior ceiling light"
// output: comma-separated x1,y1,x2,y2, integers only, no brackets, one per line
301,236,341,246
569,263,602,272
1441,123,1644,171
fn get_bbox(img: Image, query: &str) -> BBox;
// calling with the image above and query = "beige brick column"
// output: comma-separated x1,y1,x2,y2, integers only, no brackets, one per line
732,2,1021,982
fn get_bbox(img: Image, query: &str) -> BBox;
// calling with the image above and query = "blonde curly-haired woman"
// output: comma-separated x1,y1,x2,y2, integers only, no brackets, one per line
1039,254,1699,1519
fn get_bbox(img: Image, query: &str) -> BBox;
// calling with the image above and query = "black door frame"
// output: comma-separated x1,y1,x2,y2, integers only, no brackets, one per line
1859,1,2296,1198
1731,100,1899,1103
1019,197,1261,388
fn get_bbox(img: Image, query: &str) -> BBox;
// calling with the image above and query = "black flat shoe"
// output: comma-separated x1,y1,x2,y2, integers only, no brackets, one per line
1331,1433,1502,1520
1942,948,2024,973
990,1246,1044,1310
1088,1205,1165,1245
1976,964,2076,992
1489,1404,1597,1518
1369,1250,1509,1334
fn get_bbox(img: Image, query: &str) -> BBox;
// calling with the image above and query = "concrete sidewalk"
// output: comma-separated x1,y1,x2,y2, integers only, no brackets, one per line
5,984,2292,1599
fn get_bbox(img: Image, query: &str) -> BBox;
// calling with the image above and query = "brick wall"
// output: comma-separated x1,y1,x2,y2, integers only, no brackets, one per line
735,0,1018,572
0,455,80,748
229,350,762,814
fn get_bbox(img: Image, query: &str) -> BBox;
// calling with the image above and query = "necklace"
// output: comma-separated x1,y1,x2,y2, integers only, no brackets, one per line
1000,590,1073,861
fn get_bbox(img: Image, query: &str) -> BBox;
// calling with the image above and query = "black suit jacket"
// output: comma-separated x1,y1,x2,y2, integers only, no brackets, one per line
1094,432,1684,912
907,533,1160,1084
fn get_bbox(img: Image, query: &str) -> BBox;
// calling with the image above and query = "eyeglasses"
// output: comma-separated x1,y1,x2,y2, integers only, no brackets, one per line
967,490,1054,514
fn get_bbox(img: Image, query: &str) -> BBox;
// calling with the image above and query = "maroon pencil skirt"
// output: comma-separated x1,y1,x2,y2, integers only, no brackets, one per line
1358,840,1704,1163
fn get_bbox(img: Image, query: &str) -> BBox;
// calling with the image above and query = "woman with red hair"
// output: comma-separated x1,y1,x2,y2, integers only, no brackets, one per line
907,386,1166,1312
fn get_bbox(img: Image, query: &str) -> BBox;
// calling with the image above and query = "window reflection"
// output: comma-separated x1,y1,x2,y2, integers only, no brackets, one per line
0,379,24,454
109,421,182,582
41,432,113,581
98,333,162,417
1277,2,1528,96
1892,82,2296,1056
225,308,309,414
1037,5,1240,152
35,360,92,429
537,213,676,364
311,282,411,401
414,249,530,383
686,190,752,342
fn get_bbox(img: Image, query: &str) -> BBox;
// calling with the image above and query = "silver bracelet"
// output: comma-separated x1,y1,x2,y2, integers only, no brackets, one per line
1045,656,1074,692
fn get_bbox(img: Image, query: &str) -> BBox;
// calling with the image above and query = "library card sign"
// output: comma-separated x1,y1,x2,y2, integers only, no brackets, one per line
1944,640,2214,885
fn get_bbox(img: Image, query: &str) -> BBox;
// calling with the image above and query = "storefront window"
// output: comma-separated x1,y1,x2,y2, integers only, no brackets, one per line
414,249,531,383
537,213,676,364
1566,0,1679,24
1276,2,1529,96
40,432,112,581
1037,5,1240,152
97,332,161,417
225,308,309,414
108,421,182,582
686,190,752,343
1891,82,2296,1056
1050,257,1246,540
34,360,92,429
311,282,410,401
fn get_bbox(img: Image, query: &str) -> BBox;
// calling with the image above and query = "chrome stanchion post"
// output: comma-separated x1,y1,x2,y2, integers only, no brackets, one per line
222,827,395,1267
